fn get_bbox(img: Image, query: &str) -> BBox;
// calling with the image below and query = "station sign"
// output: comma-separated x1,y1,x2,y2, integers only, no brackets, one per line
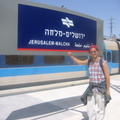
18,4,96,52
0,0,103,55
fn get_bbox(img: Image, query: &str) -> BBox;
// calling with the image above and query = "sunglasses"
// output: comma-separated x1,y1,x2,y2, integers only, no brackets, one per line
90,51,97,54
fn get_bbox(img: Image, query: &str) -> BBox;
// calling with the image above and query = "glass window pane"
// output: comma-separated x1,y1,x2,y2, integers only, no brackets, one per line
77,56,87,60
5,55,34,65
44,55,65,64
112,51,119,63
107,52,111,62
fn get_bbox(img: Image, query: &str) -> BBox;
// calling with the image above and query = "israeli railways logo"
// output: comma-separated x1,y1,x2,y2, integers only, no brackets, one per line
61,17,74,28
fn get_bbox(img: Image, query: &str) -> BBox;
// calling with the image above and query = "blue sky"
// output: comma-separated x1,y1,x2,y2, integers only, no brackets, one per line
27,0,120,38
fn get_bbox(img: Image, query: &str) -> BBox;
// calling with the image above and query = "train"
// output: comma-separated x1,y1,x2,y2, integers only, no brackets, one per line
0,0,120,89
0,39,120,89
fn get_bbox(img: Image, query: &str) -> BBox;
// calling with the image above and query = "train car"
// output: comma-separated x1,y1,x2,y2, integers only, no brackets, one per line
0,54,88,89
103,39,120,74
0,39,120,89
1,0,119,90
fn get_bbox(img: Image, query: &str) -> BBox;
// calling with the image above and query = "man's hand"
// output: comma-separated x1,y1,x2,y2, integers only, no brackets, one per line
107,90,110,96
67,52,72,57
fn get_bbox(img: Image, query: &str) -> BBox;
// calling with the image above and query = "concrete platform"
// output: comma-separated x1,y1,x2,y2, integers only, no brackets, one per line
0,75,120,120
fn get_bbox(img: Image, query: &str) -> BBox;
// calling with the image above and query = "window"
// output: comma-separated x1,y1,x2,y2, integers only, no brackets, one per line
103,50,106,60
6,55,34,65
77,56,87,60
112,51,119,63
44,55,65,64
107,51,111,62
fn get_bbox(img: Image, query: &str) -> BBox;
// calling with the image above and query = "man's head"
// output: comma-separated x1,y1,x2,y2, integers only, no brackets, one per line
89,45,99,60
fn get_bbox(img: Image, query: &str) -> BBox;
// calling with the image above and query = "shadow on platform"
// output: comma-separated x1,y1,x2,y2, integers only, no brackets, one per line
6,95,88,120
111,84,120,93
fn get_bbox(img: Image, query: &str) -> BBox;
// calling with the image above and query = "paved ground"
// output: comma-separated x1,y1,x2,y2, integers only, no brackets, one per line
0,75,120,120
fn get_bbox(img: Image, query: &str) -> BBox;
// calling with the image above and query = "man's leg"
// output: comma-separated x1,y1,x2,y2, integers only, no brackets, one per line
87,94,96,120
96,93,105,120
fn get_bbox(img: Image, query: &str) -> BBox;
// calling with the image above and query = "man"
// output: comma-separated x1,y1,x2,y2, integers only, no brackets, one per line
67,45,111,120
